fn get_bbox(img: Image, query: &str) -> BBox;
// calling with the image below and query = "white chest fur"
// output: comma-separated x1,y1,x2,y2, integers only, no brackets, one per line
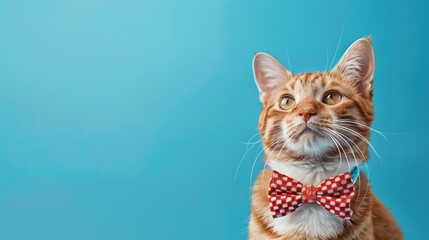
264,160,358,238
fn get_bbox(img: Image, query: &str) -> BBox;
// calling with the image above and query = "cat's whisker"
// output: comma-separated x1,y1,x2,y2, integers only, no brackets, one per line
324,119,382,161
324,129,363,209
324,130,352,174
240,132,261,146
262,132,296,185
334,130,372,202
332,131,369,201
330,130,365,164
329,22,345,70
336,133,373,202
360,164,372,203
334,125,382,161
271,132,296,165
334,119,409,136
235,138,262,180
235,132,263,181
321,130,343,174
268,133,295,163
262,142,287,185
248,139,282,198
325,121,374,200
332,129,366,160
327,129,363,198
248,146,263,199
281,34,292,72
240,141,262,145
324,44,330,73
325,130,353,171
333,119,388,140
333,130,371,187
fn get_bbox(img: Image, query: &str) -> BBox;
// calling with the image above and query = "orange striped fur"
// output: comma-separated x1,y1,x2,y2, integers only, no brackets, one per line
248,37,401,240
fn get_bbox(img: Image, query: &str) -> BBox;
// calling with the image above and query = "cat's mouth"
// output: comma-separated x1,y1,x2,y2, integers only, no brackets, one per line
296,126,322,140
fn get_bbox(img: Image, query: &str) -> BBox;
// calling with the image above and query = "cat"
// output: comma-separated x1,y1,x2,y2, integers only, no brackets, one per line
248,37,402,240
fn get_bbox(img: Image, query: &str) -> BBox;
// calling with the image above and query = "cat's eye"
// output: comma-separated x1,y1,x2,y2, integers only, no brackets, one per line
279,95,295,110
323,91,342,105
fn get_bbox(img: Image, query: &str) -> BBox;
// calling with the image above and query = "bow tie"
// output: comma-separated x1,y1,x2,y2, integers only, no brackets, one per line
268,170,355,219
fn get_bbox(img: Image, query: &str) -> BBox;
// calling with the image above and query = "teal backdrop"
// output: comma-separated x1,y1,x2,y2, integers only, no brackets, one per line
0,0,426,239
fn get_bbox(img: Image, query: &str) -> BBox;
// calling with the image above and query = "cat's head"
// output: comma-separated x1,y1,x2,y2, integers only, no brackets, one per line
253,37,374,163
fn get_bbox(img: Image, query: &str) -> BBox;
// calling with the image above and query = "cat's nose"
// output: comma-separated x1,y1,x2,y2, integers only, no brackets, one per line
298,109,317,122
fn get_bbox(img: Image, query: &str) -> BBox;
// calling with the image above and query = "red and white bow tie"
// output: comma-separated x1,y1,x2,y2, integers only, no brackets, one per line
268,170,355,219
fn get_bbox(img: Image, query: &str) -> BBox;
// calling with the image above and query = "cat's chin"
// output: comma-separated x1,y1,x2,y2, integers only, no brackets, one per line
288,134,332,157
296,129,320,141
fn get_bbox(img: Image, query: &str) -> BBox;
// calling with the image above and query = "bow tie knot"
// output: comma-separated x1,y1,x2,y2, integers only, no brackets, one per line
302,185,317,203
268,170,355,219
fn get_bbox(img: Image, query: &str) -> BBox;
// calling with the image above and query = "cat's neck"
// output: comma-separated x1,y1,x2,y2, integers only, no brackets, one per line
267,159,359,186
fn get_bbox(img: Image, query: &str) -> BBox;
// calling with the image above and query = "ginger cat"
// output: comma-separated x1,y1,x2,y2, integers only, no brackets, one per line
248,37,401,240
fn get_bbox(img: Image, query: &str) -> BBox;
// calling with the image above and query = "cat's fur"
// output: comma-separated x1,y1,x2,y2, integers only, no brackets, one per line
248,37,401,240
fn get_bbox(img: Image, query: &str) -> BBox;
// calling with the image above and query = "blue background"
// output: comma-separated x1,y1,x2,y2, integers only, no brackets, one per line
0,0,426,239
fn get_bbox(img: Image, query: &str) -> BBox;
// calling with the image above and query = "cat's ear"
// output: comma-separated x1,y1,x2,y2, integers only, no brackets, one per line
253,53,292,104
332,37,375,98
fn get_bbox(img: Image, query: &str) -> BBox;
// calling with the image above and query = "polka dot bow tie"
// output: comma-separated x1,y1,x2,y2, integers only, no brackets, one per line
268,170,355,219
